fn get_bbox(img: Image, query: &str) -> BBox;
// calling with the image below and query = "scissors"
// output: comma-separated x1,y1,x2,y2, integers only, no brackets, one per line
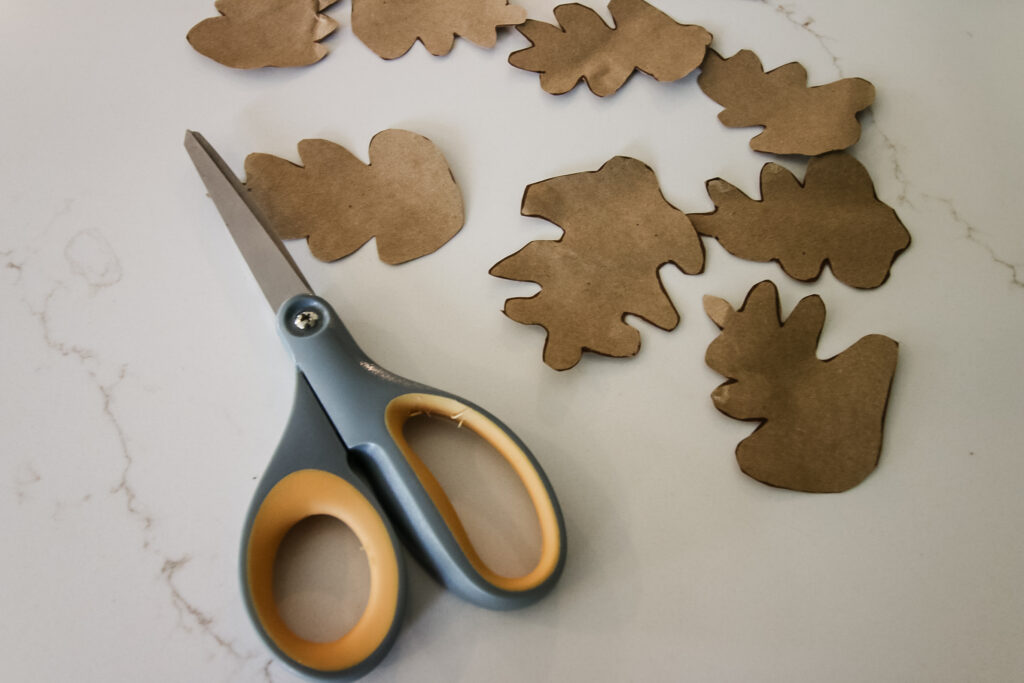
184,131,566,681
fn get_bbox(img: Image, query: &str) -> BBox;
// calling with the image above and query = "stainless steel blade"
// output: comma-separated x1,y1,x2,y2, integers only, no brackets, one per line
184,130,313,312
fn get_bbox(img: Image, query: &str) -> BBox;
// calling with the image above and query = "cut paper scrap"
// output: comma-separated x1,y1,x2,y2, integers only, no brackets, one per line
704,280,898,493
509,0,712,96
490,156,704,370
352,0,526,59
689,153,910,289
698,49,875,156
187,0,339,69
244,130,464,264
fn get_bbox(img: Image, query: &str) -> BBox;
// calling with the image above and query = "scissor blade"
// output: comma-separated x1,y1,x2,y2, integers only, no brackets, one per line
185,130,313,312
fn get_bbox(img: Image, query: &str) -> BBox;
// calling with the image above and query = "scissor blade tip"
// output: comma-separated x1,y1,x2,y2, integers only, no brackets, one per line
184,129,314,308
184,130,209,149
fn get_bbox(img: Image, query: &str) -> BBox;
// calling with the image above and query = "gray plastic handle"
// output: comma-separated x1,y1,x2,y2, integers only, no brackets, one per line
240,294,566,681
240,372,406,681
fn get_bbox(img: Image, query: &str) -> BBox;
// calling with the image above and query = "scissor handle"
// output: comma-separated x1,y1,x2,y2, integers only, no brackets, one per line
240,373,406,681
278,294,567,610
379,391,565,601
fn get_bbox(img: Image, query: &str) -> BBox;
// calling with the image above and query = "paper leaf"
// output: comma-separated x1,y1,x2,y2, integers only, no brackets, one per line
690,153,910,288
704,280,898,493
698,49,875,155
187,0,339,69
490,157,704,370
352,0,527,59
244,130,464,264
509,0,712,96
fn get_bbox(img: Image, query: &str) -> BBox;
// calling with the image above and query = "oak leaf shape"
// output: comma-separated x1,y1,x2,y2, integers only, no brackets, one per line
704,280,898,493
187,0,339,69
509,0,712,96
698,49,875,155
490,156,704,370
689,153,910,289
352,0,526,59
244,130,464,264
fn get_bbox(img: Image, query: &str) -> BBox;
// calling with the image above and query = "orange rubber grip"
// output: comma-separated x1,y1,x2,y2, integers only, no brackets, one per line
244,469,400,672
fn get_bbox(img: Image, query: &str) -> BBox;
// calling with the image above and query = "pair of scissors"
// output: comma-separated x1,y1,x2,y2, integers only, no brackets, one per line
184,131,566,681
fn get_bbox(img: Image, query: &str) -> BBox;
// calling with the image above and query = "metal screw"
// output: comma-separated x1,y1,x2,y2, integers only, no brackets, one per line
292,310,320,331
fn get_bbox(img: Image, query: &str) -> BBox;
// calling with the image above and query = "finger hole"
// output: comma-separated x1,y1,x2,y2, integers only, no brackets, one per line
403,413,542,578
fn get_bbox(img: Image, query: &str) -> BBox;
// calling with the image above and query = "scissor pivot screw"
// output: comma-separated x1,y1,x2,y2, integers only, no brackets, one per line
292,310,320,331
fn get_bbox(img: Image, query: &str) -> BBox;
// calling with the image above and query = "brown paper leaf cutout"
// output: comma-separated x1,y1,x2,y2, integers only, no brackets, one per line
490,156,704,370
690,153,910,289
244,130,464,264
704,280,898,493
698,49,875,155
509,0,712,96
352,0,527,59
187,0,339,69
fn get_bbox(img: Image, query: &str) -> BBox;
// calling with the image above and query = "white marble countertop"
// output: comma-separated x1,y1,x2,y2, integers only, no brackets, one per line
3,1,1023,681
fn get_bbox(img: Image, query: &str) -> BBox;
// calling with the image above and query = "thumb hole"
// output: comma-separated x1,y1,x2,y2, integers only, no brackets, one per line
273,515,371,643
